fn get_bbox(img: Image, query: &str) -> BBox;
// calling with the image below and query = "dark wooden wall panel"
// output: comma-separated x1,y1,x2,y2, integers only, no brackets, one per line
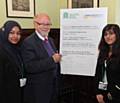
22,28,60,50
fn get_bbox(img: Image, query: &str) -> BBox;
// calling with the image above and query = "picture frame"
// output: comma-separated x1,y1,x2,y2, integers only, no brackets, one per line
67,0,99,8
6,0,35,18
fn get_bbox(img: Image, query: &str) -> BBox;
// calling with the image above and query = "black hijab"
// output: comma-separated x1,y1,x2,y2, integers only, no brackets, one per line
0,20,21,45
0,20,22,68
0,21,25,79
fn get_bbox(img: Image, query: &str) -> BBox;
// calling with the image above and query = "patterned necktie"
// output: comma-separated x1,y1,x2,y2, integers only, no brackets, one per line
43,38,55,56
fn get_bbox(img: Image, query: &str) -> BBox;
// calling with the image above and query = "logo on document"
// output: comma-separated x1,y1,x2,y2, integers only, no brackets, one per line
63,12,79,19
63,12,68,19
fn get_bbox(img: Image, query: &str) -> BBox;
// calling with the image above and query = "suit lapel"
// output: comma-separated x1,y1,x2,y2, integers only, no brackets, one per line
33,33,57,56
33,34,49,56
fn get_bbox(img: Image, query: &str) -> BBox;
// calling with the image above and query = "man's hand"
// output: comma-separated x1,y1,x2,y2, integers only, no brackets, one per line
52,53,62,63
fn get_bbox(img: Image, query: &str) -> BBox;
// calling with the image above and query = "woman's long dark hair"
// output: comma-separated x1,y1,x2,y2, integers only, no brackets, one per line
98,24,120,61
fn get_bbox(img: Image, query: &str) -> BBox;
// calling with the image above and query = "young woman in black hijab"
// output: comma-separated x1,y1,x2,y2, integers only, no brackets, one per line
0,20,26,103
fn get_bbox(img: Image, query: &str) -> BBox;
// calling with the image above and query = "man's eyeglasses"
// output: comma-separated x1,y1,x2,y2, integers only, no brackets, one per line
35,21,52,27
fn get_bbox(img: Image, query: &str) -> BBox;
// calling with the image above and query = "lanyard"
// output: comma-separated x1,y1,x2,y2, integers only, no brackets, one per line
104,60,107,68
102,60,108,83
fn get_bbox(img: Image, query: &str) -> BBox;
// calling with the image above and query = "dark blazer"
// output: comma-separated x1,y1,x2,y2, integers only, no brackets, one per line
21,32,59,103
95,54,120,99
0,46,22,103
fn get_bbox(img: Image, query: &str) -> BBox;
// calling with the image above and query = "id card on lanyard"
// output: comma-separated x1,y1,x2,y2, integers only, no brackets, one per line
98,81,107,90
20,78,27,87
98,60,108,90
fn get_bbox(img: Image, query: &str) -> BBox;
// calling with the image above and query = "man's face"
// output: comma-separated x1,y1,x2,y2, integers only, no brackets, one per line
34,16,52,38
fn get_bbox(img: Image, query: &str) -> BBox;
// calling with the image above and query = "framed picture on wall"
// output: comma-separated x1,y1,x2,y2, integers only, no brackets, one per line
6,0,35,18
67,0,99,8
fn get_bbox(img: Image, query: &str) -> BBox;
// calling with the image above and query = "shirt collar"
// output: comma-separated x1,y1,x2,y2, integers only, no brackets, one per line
35,30,48,41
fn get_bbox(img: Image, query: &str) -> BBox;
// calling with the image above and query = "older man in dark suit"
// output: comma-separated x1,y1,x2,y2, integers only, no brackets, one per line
21,13,62,103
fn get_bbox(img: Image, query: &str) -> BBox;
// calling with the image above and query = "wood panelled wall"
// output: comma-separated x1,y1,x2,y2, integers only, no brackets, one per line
22,28,60,50
22,28,97,103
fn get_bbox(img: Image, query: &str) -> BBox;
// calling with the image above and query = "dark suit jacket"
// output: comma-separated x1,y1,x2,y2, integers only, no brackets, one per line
21,32,59,103
0,46,22,103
